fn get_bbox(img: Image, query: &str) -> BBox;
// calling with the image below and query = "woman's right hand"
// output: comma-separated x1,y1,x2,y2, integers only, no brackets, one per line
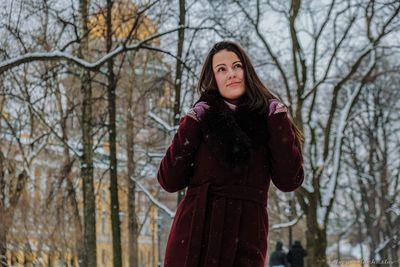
189,101,210,121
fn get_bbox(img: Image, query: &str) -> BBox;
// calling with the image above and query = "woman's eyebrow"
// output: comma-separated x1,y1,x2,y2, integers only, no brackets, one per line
215,63,226,68
215,61,241,68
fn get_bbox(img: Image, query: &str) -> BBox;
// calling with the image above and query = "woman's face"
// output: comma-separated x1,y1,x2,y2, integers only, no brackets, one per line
212,49,245,101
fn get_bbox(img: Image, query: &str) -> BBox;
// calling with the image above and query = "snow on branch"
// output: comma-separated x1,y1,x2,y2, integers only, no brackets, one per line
386,206,400,216
319,53,376,225
131,176,175,218
270,212,304,230
141,44,198,79
374,238,391,255
147,152,165,159
0,26,212,74
321,88,360,207
318,88,364,227
147,111,178,134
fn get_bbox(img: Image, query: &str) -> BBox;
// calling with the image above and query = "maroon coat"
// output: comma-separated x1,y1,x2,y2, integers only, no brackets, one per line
157,92,304,267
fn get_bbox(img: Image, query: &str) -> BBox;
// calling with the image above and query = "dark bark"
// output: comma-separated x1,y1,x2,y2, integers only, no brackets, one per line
79,0,97,265
80,70,97,267
0,229,5,267
106,0,123,266
127,80,139,267
0,151,7,267
304,189,328,267
175,0,186,204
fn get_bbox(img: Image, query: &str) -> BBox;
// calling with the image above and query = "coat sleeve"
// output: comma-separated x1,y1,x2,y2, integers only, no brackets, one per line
267,111,304,192
157,115,202,193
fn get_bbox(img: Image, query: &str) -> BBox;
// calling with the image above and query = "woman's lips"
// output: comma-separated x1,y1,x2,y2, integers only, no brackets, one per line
227,81,241,87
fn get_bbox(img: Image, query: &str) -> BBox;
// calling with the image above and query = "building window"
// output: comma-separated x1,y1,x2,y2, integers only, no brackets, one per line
102,189,107,203
102,249,107,265
101,211,107,235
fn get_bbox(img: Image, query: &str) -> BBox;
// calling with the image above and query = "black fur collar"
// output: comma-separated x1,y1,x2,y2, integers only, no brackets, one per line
196,91,268,167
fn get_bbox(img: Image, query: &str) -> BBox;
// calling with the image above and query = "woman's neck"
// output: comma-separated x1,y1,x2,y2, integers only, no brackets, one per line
223,97,243,105
223,99,238,110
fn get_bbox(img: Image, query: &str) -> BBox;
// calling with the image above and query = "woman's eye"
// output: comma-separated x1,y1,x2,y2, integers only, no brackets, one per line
234,64,242,69
217,67,225,72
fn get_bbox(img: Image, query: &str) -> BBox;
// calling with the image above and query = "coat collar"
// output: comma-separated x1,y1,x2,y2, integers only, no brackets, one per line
196,91,268,167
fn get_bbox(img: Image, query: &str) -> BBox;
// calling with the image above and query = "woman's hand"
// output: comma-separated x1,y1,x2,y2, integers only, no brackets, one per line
189,101,210,121
268,99,287,116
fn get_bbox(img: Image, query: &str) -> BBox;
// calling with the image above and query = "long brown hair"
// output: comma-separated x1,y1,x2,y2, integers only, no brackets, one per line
196,40,304,148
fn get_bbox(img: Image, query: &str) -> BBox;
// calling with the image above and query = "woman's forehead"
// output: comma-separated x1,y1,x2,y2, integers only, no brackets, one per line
212,50,241,66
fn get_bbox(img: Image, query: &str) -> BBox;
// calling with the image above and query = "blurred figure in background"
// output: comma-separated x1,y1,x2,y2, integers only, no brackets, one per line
269,240,288,267
287,240,308,267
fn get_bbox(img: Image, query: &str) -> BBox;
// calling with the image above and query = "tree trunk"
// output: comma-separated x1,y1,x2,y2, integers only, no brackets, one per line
55,72,85,265
127,66,139,267
80,69,97,267
0,151,7,267
0,153,27,267
175,0,186,204
0,216,6,267
305,193,328,267
79,0,97,265
106,0,123,266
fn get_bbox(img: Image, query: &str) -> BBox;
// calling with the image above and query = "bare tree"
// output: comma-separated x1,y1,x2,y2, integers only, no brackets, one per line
0,152,27,267
78,0,97,264
125,52,139,267
174,0,187,205
125,52,171,266
104,0,123,265
0,0,211,266
0,64,52,266
343,67,400,265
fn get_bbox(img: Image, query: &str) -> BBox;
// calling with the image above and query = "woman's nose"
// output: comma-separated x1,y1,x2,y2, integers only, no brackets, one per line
227,68,236,78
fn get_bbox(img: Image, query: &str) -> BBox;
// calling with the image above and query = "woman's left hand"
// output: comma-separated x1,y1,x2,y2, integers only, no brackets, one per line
268,99,287,116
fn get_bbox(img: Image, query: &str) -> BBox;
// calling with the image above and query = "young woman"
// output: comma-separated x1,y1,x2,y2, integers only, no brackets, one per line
157,41,304,267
